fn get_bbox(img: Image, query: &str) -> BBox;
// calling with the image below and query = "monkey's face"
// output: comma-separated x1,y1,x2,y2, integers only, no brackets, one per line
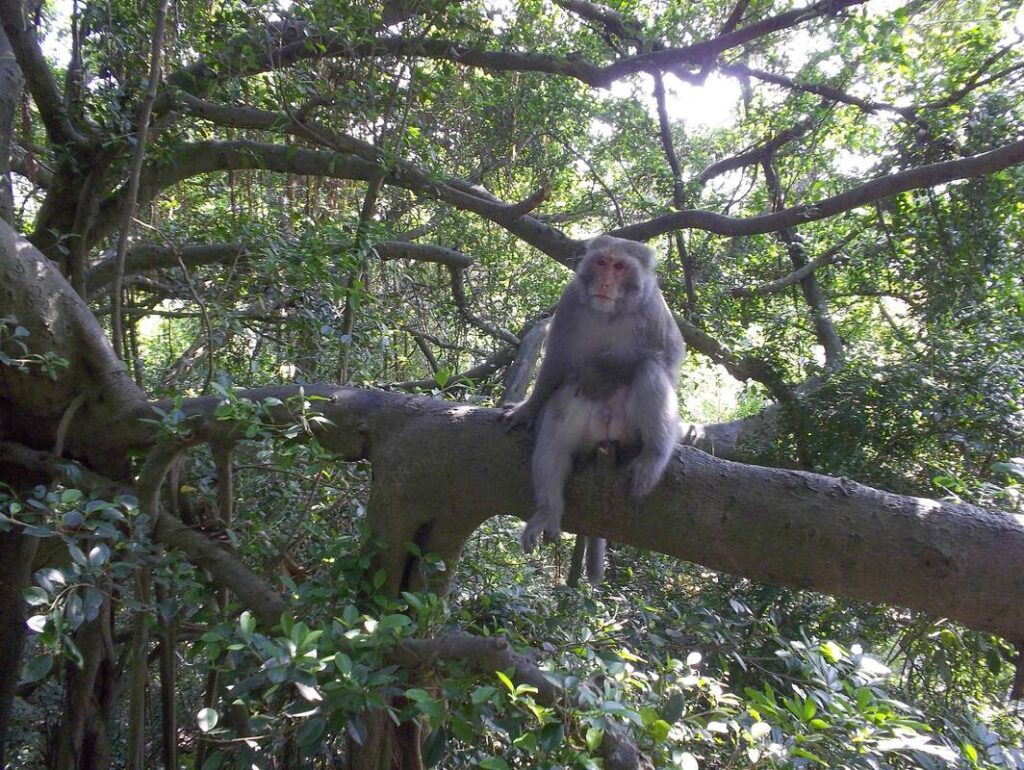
580,252,643,313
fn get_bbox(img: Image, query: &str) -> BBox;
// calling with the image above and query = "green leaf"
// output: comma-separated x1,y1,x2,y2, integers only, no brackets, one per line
649,719,670,743
197,707,219,732
239,611,255,636
379,613,412,630
23,586,49,606
295,682,322,702
21,654,53,684
538,722,563,751
296,716,326,749
790,747,827,764
346,716,368,746
472,686,497,704
60,489,83,505
200,751,224,770
478,758,509,770
991,461,1024,480
87,544,110,567
495,670,515,693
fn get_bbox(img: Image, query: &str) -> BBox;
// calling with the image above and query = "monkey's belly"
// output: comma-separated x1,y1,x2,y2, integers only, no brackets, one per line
583,387,633,445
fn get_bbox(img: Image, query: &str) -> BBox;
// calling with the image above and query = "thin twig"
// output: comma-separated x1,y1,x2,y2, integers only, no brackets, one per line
111,0,171,359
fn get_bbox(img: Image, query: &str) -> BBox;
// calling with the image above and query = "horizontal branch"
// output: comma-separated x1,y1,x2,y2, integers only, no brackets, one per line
88,242,249,290
616,138,1024,240
171,384,1024,640
96,138,577,262
369,241,473,268
87,238,473,292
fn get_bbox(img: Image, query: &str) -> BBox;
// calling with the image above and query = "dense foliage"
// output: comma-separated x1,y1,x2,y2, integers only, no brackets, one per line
2,0,1023,767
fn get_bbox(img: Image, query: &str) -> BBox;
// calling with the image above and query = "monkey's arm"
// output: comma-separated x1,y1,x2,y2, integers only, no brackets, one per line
505,287,579,427
649,293,685,373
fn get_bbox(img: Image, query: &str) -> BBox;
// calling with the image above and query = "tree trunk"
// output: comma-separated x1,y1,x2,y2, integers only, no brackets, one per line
0,528,38,767
0,24,22,225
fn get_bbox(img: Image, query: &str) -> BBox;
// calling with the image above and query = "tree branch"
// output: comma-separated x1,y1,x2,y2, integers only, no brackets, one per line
162,0,866,94
731,230,859,298
699,115,818,185
449,266,520,346
0,0,88,148
615,138,1024,240
88,242,250,290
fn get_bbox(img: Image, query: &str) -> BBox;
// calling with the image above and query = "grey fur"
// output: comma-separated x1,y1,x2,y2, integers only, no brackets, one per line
506,235,684,582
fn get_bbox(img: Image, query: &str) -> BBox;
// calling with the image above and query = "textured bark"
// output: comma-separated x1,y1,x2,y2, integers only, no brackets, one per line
0,24,22,224
0,220,147,470
353,391,1024,639
0,527,37,767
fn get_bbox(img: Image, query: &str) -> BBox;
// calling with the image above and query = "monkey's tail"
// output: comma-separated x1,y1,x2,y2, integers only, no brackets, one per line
585,536,606,584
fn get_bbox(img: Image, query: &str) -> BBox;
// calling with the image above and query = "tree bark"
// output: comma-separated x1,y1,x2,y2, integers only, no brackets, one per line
0,24,22,225
0,527,38,767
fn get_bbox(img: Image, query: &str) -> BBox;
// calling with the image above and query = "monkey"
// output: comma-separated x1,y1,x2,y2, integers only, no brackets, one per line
505,235,684,582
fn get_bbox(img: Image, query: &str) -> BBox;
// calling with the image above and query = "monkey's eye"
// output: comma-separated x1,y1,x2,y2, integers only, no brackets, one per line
613,262,626,272
595,258,607,267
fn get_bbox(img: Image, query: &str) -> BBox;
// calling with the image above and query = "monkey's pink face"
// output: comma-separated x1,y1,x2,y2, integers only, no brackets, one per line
586,254,633,312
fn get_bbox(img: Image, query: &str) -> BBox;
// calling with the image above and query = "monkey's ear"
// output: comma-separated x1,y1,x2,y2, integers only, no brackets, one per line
632,242,657,271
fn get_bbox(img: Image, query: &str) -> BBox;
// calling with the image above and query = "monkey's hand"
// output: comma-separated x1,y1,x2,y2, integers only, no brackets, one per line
503,400,538,431
520,510,561,553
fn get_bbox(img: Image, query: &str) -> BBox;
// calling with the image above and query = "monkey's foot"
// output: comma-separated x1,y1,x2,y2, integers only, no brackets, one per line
502,402,536,431
626,459,663,499
520,514,561,553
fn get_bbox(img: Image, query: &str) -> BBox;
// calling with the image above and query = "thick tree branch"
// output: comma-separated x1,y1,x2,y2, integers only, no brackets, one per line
88,239,473,292
101,136,1024,273
174,383,1024,641
95,138,576,262
370,240,473,268
88,242,249,290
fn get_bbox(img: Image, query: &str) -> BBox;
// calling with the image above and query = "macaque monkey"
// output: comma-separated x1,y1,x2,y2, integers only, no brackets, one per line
506,235,684,582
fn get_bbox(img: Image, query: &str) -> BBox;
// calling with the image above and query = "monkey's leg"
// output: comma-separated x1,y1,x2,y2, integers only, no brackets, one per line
520,390,587,553
623,364,680,498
